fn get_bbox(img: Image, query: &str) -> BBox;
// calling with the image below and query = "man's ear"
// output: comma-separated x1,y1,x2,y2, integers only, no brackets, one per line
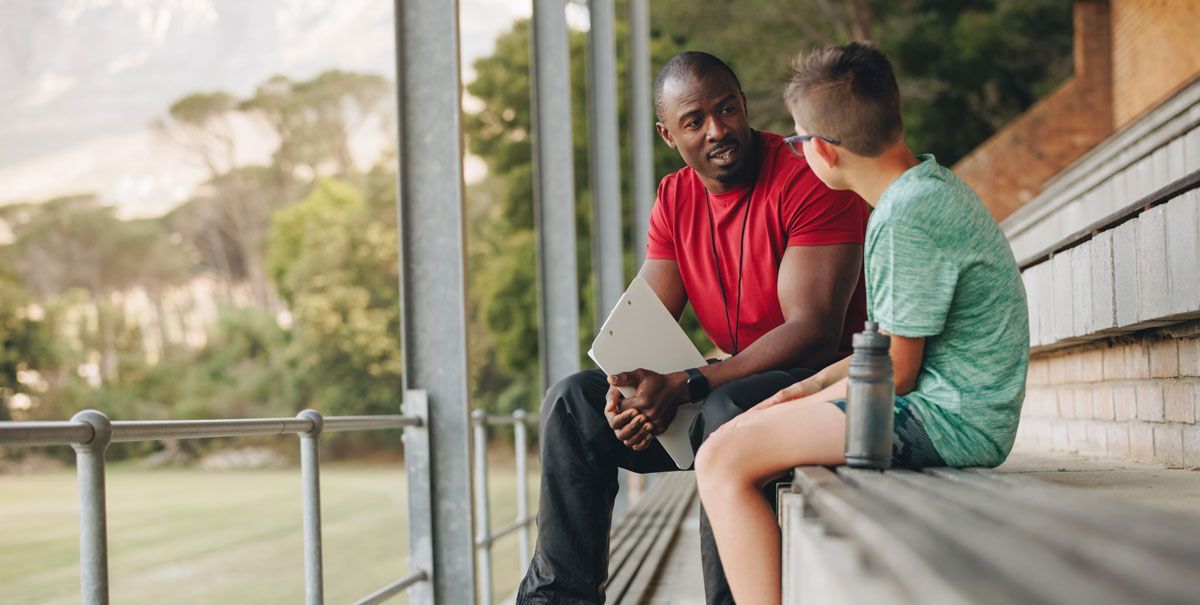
655,122,675,149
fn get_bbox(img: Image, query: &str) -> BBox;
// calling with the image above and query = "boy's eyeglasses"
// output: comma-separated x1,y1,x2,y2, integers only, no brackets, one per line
784,134,841,158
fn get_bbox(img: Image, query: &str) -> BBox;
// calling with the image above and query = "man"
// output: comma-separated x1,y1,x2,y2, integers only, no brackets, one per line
516,51,870,605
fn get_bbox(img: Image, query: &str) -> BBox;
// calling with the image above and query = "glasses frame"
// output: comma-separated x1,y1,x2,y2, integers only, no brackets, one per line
783,133,841,158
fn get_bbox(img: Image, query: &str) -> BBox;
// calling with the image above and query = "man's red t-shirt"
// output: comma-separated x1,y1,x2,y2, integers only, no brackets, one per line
646,130,870,358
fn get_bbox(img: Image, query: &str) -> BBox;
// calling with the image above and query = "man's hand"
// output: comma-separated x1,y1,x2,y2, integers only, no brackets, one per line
758,374,825,409
609,369,689,437
604,387,656,451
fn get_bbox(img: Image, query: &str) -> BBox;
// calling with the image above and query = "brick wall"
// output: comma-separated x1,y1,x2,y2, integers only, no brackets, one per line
954,1,1113,221
1112,0,1200,128
1016,329,1200,467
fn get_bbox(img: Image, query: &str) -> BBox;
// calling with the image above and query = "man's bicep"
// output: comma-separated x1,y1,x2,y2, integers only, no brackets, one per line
777,244,863,324
638,259,687,319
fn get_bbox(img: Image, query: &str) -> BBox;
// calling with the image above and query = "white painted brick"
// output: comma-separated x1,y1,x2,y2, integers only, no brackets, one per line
1022,269,1040,346
1090,230,1117,331
1184,426,1200,467
1150,147,1170,191
1112,220,1140,327
1154,425,1185,467
1052,252,1074,341
1136,205,1170,322
1052,421,1070,451
1106,424,1130,459
1033,261,1055,347
1132,156,1155,201
1186,127,1200,173
1166,137,1187,182
1070,245,1093,337
1068,420,1088,452
1085,422,1108,456
1097,179,1122,217
1112,169,1131,207
1136,383,1165,421
1166,191,1200,316
1164,382,1195,423
1130,423,1155,462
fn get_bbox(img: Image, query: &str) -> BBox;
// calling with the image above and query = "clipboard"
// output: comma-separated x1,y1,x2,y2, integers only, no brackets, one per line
587,276,708,469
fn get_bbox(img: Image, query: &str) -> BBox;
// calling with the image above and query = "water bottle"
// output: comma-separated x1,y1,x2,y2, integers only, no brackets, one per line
844,321,894,469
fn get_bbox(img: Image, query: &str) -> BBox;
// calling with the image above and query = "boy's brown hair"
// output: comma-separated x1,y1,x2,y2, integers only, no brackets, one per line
784,41,903,157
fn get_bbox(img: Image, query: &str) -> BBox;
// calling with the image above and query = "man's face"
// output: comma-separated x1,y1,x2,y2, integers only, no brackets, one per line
656,71,753,189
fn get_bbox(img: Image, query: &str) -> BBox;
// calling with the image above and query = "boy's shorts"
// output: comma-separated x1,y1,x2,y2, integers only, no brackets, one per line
829,398,946,469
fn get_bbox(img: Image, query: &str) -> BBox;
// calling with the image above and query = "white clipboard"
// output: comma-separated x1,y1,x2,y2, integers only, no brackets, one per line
587,276,708,469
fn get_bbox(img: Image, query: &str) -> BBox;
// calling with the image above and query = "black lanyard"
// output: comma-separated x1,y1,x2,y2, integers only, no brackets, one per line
704,185,754,355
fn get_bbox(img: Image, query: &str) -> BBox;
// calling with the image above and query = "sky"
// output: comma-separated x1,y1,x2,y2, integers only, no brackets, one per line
0,0,572,219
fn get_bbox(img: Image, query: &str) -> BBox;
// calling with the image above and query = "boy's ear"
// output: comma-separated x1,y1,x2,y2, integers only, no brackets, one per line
655,122,676,149
812,138,840,169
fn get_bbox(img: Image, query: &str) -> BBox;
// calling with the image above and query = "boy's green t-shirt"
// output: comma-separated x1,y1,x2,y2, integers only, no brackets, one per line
865,155,1029,467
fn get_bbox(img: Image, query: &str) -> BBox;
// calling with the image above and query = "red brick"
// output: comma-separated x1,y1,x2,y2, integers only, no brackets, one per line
1079,349,1104,382
1149,340,1180,378
1180,338,1200,377
1126,342,1151,379
1107,424,1131,459
1130,424,1155,462
1136,384,1165,421
1114,386,1138,421
1103,345,1127,380
1153,425,1185,467
1092,387,1116,420
1164,382,1196,423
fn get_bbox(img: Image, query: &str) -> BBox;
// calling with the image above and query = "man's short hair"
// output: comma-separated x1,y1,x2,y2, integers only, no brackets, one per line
784,41,902,157
654,51,742,119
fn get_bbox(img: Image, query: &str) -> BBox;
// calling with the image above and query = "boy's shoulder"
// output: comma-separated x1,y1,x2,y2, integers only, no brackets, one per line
872,155,983,231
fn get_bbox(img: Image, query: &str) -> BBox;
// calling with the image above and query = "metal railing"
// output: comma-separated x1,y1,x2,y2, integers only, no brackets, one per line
0,390,436,605
472,409,539,605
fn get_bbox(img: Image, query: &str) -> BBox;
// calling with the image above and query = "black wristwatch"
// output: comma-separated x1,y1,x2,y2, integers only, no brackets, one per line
685,367,711,402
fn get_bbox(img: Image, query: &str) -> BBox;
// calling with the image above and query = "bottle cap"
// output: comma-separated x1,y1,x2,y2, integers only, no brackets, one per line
853,320,890,350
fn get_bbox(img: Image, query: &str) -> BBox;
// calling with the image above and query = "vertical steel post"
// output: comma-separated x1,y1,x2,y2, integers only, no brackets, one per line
587,0,625,326
629,0,656,266
531,0,582,392
402,391,435,605
71,410,112,605
513,409,531,572
298,410,325,605
393,0,475,602
472,411,492,605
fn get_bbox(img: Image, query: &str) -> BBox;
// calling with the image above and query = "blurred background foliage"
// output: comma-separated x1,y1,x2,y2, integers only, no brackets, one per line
0,0,1071,459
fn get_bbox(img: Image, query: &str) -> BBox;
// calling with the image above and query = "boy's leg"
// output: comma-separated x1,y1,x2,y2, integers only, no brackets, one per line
518,369,678,605
695,398,847,605
689,368,815,605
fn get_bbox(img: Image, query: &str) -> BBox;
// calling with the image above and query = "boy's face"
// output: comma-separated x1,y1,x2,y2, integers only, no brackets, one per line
792,117,850,191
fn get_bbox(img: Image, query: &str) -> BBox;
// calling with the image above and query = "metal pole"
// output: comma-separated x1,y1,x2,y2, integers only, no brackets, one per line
402,391,435,605
587,0,625,326
513,409,531,572
393,0,475,602
531,0,582,392
71,410,112,605
472,411,493,605
298,410,325,605
629,0,656,265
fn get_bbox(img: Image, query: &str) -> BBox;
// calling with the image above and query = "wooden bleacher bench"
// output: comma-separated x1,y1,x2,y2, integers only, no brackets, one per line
605,472,697,604
780,466,1200,605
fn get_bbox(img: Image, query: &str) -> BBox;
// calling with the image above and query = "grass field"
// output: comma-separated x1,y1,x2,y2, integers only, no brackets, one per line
0,453,539,604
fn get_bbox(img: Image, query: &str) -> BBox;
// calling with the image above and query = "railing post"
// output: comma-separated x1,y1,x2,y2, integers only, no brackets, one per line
71,410,112,605
513,409,531,573
629,0,655,265
298,410,325,605
472,411,493,605
403,390,435,605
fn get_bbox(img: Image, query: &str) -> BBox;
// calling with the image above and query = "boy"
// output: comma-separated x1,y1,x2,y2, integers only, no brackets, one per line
693,41,1029,604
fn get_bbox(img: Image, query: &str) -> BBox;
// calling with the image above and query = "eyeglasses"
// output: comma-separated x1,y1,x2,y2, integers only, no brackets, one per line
783,134,841,158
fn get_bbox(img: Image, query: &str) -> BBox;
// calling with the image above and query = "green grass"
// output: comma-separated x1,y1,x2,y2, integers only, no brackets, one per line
0,453,539,604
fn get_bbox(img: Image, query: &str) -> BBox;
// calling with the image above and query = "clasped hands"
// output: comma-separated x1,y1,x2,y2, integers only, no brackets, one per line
603,369,688,452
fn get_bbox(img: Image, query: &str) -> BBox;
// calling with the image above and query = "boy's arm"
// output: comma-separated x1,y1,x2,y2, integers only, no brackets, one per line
759,330,924,407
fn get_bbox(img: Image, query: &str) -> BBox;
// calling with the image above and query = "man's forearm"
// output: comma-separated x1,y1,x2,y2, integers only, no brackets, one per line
697,319,841,391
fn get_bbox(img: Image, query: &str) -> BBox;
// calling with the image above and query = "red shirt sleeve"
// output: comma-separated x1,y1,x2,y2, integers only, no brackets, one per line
646,177,676,260
782,170,869,247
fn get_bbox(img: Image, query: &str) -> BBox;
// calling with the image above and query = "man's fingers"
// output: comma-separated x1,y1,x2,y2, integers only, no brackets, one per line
614,415,646,441
608,372,634,386
607,408,636,430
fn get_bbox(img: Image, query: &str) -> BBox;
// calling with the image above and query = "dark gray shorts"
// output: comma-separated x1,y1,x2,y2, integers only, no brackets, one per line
829,397,946,469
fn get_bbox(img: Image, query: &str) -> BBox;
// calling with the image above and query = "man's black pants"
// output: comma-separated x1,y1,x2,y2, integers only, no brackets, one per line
515,367,814,605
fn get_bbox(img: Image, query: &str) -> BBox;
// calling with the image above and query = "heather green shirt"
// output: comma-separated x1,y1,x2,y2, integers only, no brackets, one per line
866,155,1029,467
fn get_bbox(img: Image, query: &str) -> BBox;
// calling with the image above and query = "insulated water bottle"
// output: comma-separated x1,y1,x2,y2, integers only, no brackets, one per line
844,321,894,469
